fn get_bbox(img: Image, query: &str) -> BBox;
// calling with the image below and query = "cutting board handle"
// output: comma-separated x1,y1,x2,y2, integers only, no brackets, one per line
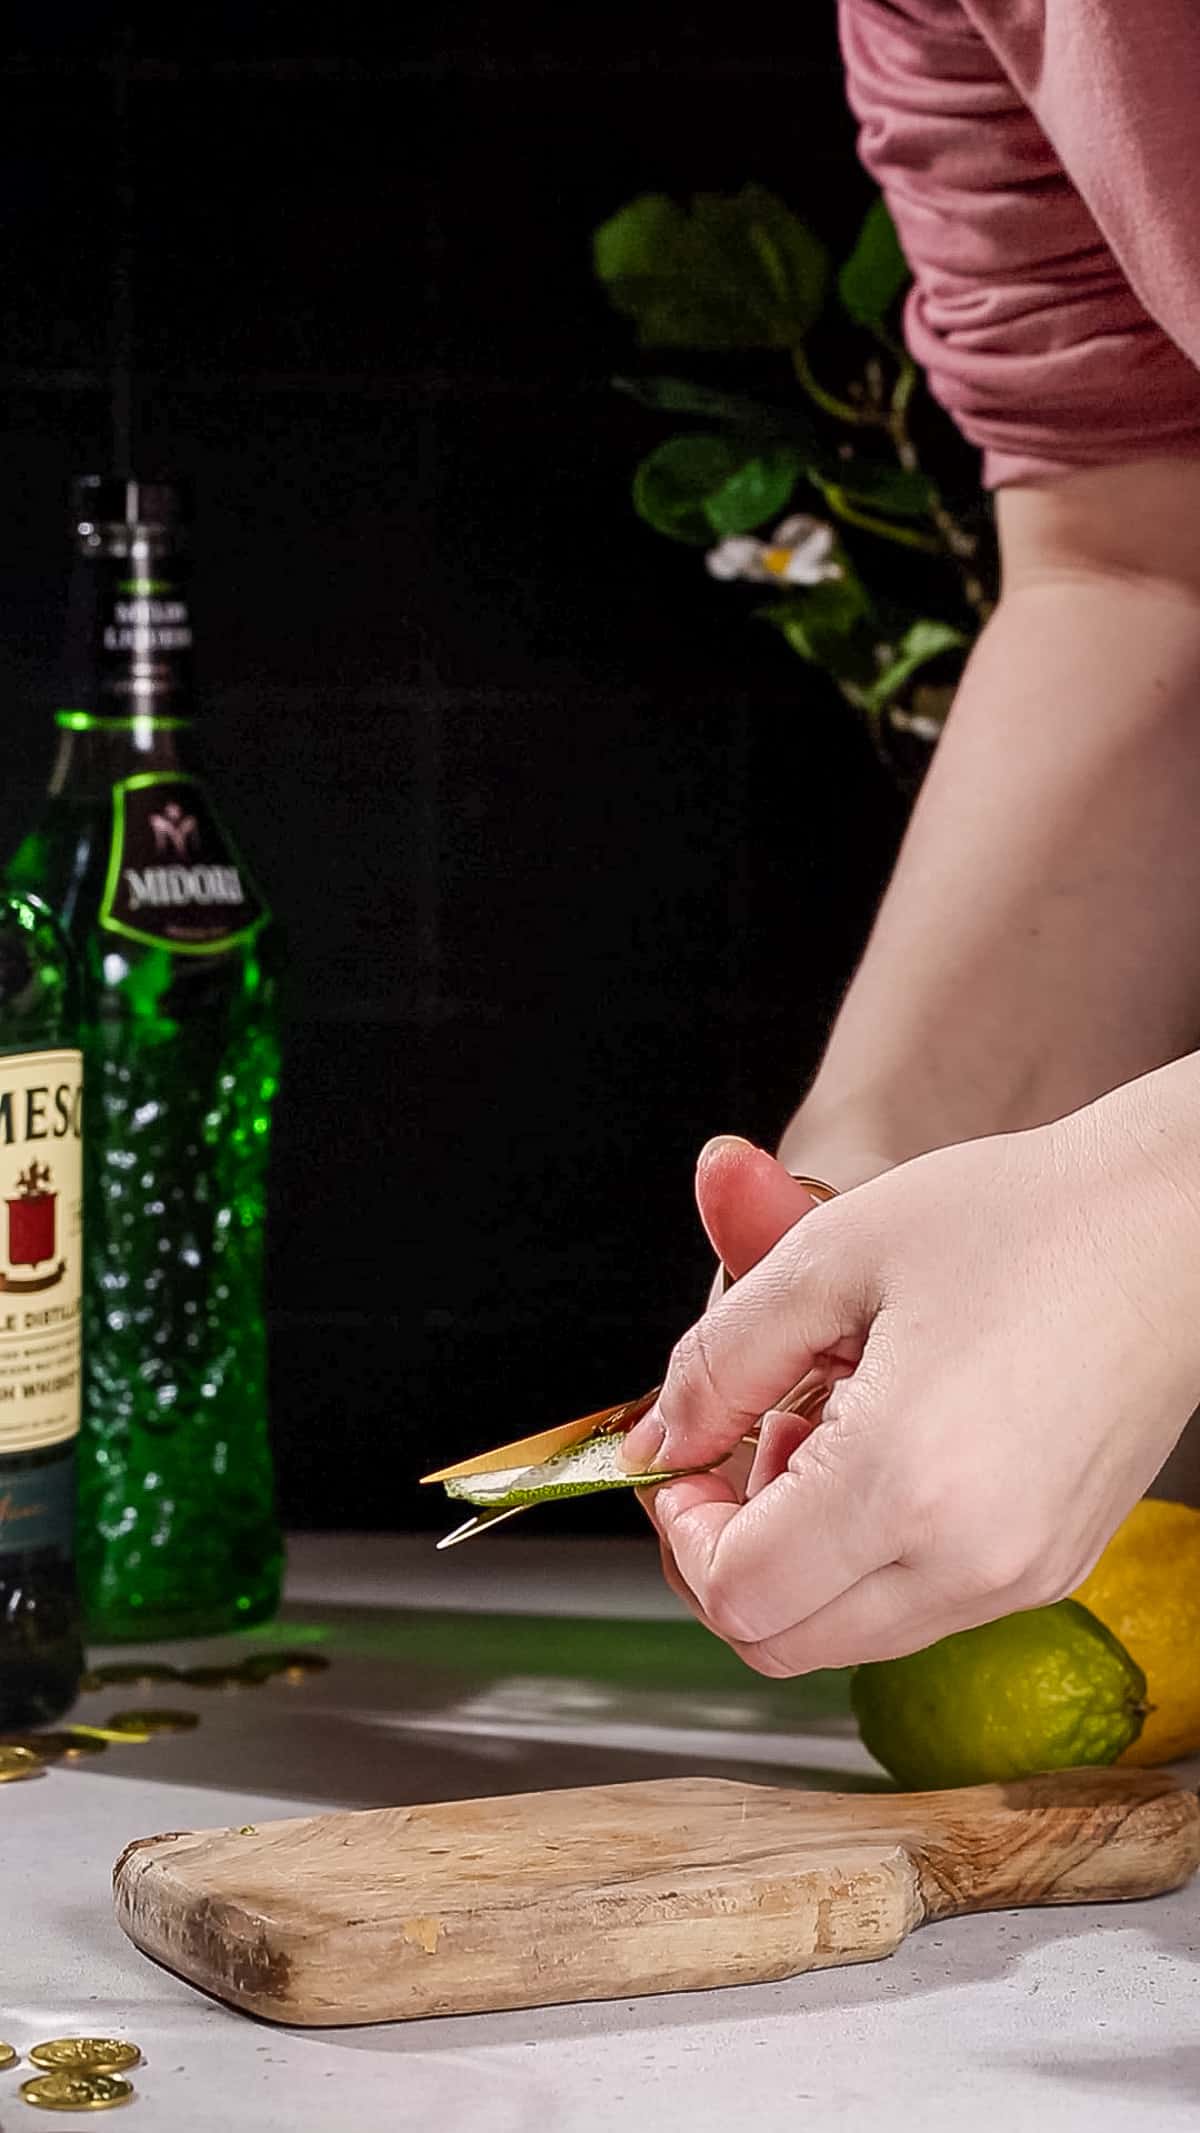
873,1767,1200,1919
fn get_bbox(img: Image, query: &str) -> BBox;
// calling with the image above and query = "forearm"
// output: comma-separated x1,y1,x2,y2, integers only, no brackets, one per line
1057,1047,1200,1418
784,462,1200,1177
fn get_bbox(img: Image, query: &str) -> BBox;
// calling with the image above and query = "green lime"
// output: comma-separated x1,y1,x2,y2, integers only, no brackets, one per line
852,1599,1147,1789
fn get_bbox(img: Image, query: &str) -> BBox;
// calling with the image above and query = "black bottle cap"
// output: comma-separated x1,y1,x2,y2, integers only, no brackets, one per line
72,475,194,533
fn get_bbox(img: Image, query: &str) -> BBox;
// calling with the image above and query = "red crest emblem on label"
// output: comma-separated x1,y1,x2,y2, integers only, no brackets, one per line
4,1162,62,1288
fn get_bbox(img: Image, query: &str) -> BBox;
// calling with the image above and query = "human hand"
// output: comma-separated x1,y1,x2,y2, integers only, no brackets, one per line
693,1136,859,1497
700,1113,896,1322
623,1094,1200,1673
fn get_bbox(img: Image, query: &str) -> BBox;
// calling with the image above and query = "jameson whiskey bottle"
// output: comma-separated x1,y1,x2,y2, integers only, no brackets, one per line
8,476,283,1639
0,897,84,1725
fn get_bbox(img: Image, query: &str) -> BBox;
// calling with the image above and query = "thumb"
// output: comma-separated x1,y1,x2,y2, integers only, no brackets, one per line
696,1134,824,1280
623,1198,878,1475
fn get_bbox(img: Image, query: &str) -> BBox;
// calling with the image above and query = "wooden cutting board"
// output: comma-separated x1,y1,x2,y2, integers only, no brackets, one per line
113,1768,1200,2027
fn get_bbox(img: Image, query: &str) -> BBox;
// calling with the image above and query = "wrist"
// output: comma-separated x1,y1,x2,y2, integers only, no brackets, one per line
1060,1058,1200,1381
1097,1058,1200,1241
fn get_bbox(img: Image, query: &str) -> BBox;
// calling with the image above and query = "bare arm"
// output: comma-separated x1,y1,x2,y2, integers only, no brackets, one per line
631,476,1200,1662
781,459,1200,1183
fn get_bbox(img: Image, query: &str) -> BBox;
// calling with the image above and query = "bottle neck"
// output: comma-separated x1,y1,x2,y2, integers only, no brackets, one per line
46,720,188,800
56,532,195,737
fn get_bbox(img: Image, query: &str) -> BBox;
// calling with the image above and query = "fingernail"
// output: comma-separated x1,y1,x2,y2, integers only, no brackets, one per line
621,1410,666,1473
698,1134,757,1165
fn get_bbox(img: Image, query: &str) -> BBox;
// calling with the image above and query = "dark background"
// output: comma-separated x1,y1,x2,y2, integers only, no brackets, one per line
0,7,907,1534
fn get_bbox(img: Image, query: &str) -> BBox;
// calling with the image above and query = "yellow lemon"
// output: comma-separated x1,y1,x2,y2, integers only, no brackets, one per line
1074,1498,1200,1766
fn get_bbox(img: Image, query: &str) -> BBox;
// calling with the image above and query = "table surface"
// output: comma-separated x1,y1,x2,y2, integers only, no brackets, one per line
6,1532,1199,2132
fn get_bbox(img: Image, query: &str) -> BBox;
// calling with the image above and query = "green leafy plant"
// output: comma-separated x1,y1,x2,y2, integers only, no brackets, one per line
593,184,997,781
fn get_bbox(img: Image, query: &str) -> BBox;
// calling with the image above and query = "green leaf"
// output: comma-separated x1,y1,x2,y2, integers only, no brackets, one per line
759,571,876,683
633,434,801,545
860,619,968,713
837,198,910,330
617,375,772,424
815,460,933,519
691,185,830,336
614,381,933,536
615,375,822,455
595,186,829,350
594,195,688,283
704,447,803,538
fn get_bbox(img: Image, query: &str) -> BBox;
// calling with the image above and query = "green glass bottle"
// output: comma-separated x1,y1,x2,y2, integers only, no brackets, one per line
0,896,84,1723
7,476,283,1640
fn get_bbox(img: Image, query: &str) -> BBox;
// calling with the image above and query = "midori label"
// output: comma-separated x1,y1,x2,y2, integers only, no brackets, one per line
100,773,268,955
0,1049,83,1454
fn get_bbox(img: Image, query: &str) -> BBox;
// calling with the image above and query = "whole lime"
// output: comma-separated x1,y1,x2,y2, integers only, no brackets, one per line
852,1600,1146,1789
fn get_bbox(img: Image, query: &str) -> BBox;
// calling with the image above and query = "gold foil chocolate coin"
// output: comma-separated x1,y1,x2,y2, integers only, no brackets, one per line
61,1724,148,1745
20,2070,135,2110
29,2042,142,2075
0,2039,18,2067
85,1661,180,1688
105,1709,198,1736
0,1743,45,1782
1,1732,67,1762
178,1664,250,1689
241,1649,329,1681
2,1730,110,1764
233,1654,284,1682
45,1730,110,1760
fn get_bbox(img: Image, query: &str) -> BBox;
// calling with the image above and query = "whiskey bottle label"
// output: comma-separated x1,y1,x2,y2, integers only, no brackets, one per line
99,773,268,956
0,1447,75,1557
0,1049,83,1454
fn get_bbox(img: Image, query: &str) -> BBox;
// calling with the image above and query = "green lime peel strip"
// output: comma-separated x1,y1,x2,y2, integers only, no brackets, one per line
442,1428,711,1510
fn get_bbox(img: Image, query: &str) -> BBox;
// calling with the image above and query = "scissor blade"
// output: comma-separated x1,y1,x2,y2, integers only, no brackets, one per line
436,1504,530,1551
421,1389,658,1486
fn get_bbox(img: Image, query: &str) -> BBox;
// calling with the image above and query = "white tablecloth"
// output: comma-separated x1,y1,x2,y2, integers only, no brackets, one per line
6,1532,1199,2131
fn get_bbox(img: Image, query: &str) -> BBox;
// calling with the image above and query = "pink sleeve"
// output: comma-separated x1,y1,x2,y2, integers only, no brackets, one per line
838,0,1200,487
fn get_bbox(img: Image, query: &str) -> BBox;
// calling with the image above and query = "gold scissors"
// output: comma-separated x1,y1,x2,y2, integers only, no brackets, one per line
423,1176,839,1548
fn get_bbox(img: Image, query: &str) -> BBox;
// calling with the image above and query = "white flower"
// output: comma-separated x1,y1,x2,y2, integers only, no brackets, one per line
706,536,766,581
889,710,944,744
706,514,840,586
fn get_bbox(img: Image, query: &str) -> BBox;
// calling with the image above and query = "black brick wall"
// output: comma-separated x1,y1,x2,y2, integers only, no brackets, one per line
0,9,903,1533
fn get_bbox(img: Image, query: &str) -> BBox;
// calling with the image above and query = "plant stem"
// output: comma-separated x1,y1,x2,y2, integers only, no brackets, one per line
840,678,928,793
820,483,941,554
792,345,879,428
839,677,890,766
885,358,994,622
792,338,996,624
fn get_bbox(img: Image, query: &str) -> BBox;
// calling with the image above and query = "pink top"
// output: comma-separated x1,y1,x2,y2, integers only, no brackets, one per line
838,0,1200,484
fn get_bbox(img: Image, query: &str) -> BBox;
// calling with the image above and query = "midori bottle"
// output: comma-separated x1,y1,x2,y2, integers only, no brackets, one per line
7,476,283,1639
0,897,84,1724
